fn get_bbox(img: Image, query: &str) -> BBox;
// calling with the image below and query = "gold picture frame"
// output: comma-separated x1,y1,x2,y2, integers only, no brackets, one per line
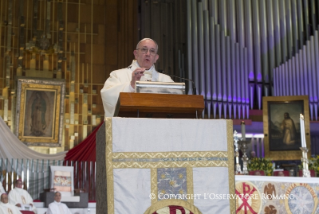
15,78,65,147
263,96,311,160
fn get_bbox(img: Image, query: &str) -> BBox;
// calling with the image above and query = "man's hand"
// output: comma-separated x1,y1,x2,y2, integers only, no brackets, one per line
131,68,145,89
29,203,33,207
16,203,21,207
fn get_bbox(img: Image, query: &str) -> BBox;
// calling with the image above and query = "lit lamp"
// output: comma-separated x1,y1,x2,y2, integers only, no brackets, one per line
300,114,310,177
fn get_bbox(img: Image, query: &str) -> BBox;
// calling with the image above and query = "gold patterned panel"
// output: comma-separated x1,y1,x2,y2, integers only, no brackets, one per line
186,167,194,205
105,118,114,214
151,168,158,204
113,151,228,159
112,161,228,169
226,120,236,213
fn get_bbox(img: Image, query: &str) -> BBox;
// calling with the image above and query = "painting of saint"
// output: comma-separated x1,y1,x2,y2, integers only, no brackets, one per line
268,101,303,151
280,112,297,145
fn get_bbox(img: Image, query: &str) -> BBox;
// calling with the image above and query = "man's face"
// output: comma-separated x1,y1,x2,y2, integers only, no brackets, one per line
284,113,288,119
54,192,61,202
1,194,8,203
16,181,22,188
133,39,159,69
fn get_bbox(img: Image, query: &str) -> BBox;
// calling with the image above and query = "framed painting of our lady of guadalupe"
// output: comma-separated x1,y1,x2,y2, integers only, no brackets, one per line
15,78,65,147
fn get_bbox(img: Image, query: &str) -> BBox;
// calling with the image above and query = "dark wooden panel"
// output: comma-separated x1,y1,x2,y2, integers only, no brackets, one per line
116,92,204,118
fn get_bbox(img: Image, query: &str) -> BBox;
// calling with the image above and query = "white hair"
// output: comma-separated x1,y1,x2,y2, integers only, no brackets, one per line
136,38,158,51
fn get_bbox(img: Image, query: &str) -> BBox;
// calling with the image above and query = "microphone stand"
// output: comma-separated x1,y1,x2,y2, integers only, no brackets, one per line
160,71,197,95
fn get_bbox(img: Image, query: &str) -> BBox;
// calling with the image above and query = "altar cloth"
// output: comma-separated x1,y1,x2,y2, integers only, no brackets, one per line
235,175,319,214
105,118,235,214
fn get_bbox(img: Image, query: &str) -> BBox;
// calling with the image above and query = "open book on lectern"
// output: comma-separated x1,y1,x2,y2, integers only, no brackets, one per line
135,81,185,94
114,81,203,118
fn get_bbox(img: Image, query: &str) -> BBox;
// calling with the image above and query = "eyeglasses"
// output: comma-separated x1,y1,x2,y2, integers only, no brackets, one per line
136,47,157,56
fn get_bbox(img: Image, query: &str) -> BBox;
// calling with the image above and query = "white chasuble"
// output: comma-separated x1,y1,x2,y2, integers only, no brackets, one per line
0,202,22,214
8,188,37,214
47,201,72,214
100,60,173,117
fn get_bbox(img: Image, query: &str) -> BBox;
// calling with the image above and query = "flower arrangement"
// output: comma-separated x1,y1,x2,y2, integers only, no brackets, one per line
248,158,274,176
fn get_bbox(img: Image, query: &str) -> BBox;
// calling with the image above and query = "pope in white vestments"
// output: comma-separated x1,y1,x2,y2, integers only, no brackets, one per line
46,192,72,214
0,194,21,214
100,38,173,117
8,180,37,214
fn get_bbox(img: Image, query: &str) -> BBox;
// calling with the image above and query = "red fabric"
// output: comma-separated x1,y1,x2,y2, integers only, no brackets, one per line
151,206,194,214
273,171,290,176
299,169,316,177
64,121,104,162
169,206,186,214
248,170,265,176
21,211,34,214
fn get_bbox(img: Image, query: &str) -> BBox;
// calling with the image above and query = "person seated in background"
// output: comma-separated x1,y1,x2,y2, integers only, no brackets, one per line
254,171,261,176
0,193,22,214
46,192,72,214
8,179,37,213
100,38,173,117
250,150,256,158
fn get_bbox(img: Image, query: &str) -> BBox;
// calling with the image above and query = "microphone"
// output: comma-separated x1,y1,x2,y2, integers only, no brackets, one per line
160,71,197,95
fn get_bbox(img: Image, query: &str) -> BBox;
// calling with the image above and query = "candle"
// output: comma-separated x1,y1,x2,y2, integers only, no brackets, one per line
300,114,306,148
241,121,246,140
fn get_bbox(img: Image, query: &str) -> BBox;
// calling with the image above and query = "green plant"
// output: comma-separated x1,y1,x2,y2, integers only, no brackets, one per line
247,158,274,176
300,155,319,176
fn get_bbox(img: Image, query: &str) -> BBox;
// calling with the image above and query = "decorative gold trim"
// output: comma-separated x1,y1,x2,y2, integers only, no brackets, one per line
151,168,158,204
113,151,228,159
263,96,311,160
186,167,194,204
105,118,114,214
226,120,236,213
112,161,228,169
144,199,202,214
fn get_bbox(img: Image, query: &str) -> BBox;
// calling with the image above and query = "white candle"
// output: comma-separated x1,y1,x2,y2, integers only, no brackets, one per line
241,121,246,140
300,114,306,148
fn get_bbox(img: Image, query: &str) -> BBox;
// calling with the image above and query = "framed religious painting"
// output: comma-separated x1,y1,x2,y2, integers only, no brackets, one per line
263,96,311,160
15,78,65,147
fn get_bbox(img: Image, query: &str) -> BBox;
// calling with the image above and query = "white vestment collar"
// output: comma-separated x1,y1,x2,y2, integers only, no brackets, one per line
14,188,24,193
130,60,159,81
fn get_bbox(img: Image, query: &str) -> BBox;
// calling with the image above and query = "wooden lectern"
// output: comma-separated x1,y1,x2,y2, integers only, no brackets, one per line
114,92,204,118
